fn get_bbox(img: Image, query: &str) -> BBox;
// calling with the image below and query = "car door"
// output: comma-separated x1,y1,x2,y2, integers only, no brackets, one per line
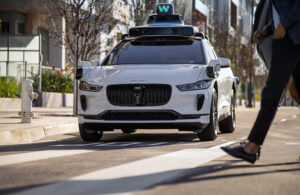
204,41,227,116
215,57,233,117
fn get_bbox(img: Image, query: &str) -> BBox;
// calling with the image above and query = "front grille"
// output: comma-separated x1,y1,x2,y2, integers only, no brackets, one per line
107,84,171,106
101,111,178,120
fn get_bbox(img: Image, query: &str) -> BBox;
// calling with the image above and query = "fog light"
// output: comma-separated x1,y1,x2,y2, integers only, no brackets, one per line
80,95,87,111
197,94,205,111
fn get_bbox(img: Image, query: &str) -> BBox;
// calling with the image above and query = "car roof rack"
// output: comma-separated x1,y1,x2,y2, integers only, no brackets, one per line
129,26,196,37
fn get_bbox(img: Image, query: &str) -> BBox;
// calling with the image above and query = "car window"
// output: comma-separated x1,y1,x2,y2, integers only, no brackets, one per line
207,41,218,59
102,38,206,65
205,42,216,60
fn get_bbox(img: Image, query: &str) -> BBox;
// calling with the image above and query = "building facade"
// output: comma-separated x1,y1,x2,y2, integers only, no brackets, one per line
0,0,66,80
174,0,257,40
0,0,136,78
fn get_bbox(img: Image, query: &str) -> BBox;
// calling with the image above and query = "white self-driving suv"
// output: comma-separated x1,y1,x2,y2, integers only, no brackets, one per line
76,25,238,142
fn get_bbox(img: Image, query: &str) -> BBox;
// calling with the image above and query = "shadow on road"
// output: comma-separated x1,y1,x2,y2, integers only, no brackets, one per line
155,160,300,187
1,160,299,194
0,132,204,153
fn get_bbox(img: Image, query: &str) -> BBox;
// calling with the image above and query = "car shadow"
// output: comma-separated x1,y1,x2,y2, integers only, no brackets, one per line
0,131,207,153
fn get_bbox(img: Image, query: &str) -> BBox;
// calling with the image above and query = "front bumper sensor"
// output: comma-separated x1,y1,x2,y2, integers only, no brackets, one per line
81,110,204,121
81,122,208,132
197,94,205,111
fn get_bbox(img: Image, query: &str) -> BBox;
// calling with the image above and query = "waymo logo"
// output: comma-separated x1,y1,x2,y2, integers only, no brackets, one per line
158,5,170,13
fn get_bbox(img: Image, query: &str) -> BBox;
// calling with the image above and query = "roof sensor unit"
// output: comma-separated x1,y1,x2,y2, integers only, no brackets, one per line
129,26,195,37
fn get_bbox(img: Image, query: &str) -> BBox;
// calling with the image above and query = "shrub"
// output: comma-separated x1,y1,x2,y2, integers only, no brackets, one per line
0,77,21,98
33,70,74,93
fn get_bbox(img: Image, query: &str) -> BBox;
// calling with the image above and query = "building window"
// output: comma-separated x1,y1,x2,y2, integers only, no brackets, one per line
18,22,25,34
231,1,237,29
1,21,10,33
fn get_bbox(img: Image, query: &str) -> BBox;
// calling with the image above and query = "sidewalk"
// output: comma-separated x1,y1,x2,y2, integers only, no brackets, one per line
0,107,78,145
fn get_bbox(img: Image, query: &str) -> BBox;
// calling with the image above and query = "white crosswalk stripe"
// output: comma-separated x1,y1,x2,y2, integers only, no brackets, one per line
0,150,92,167
14,142,234,195
50,142,199,148
0,142,199,167
147,142,168,146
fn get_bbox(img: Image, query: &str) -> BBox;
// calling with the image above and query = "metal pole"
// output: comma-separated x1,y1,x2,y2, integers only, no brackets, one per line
6,35,9,77
25,61,27,79
38,33,42,92
73,34,78,116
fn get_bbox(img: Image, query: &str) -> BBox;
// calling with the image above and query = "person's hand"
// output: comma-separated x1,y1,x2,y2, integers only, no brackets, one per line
252,31,266,44
273,23,286,39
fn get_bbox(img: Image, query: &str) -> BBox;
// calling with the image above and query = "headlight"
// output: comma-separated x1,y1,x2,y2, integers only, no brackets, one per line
79,81,103,92
177,80,212,91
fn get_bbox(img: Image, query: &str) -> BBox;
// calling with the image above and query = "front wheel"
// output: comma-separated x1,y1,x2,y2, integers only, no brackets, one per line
79,124,103,142
197,89,218,141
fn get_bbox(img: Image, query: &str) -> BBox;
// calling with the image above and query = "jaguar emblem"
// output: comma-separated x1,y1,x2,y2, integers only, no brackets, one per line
133,86,145,105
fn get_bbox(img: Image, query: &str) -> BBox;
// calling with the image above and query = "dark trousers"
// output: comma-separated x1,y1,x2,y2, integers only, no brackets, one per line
248,35,300,145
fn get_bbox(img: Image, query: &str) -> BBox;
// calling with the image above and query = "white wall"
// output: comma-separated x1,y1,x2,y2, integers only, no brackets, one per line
48,17,65,68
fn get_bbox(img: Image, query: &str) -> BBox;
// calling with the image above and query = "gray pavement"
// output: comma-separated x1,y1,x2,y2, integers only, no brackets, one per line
0,106,299,195
0,107,78,145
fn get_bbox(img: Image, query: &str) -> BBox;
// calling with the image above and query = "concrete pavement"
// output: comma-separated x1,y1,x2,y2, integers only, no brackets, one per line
0,107,78,145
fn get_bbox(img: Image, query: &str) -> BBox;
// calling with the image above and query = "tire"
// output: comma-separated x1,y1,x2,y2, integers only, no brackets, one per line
121,129,137,134
79,124,103,142
219,90,236,133
197,89,218,141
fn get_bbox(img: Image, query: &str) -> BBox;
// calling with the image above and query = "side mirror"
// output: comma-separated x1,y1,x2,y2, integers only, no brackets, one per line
76,67,83,80
207,59,221,78
209,59,221,71
219,58,231,68
234,76,240,85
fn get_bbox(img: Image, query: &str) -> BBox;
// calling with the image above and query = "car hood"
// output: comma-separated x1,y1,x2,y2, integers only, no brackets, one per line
87,64,207,85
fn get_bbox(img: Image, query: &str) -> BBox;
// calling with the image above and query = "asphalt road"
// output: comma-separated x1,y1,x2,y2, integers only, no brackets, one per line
0,107,299,195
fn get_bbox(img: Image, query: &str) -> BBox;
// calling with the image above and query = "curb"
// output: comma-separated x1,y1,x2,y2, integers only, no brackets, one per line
0,123,79,146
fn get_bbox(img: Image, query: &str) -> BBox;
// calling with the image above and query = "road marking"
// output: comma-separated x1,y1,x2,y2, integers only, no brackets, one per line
93,142,118,146
286,142,300,146
281,118,287,122
148,142,169,146
117,142,143,147
50,142,199,148
292,115,297,118
50,143,98,147
0,150,92,167
16,141,235,195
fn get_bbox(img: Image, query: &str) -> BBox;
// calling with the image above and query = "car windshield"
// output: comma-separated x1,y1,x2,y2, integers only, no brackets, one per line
102,38,206,65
